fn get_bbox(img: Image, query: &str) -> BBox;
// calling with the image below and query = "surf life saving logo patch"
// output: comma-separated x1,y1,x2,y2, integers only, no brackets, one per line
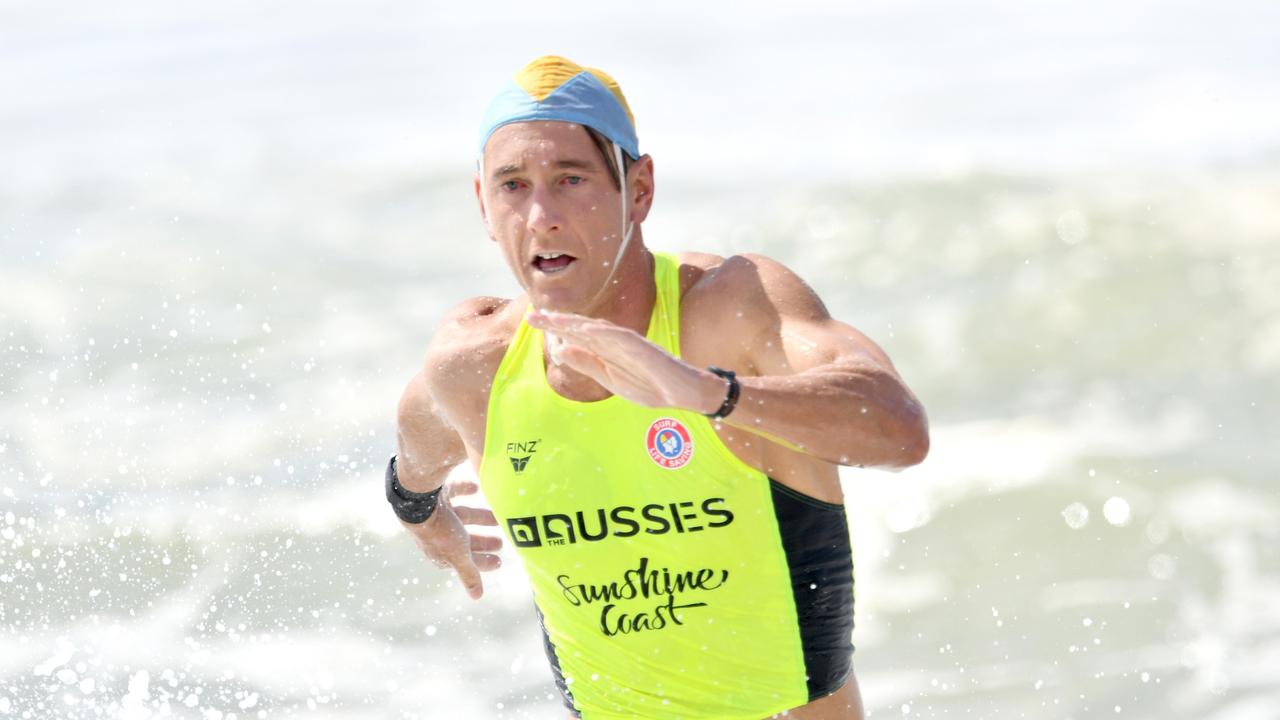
646,417,694,469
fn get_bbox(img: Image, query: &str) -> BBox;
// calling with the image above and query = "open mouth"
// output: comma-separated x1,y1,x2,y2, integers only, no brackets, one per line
532,252,577,274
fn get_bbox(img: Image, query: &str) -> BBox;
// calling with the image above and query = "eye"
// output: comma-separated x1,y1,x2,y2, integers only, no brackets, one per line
562,176,584,186
501,180,523,192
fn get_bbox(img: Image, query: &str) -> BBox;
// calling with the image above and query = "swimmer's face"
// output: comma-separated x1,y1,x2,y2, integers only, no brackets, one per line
476,120,652,313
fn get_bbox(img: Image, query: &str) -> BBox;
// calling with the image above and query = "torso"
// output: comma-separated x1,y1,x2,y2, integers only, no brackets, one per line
457,251,856,719
430,251,843,505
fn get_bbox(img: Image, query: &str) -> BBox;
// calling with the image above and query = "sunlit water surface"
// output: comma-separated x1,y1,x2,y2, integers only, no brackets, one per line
2,3,1279,718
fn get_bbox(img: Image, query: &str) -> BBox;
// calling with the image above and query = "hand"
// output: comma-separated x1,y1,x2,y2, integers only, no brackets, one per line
403,479,502,599
526,309,725,413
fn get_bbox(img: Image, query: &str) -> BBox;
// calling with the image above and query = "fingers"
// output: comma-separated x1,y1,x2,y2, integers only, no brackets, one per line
471,552,502,572
449,549,502,599
408,504,500,601
418,536,503,594
446,479,480,499
561,344,663,401
528,310,630,344
557,345,609,383
530,312,669,380
452,505,498,526
469,534,503,552
527,308,577,331
449,551,485,599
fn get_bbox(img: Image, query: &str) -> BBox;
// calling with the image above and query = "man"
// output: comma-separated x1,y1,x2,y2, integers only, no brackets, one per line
388,56,929,719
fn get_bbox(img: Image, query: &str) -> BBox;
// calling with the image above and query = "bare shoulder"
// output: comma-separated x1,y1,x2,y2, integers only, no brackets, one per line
692,252,827,312
423,295,522,392
409,295,524,440
429,296,521,353
678,251,828,332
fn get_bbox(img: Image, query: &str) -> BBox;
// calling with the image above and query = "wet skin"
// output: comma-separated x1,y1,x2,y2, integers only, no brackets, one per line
394,120,928,720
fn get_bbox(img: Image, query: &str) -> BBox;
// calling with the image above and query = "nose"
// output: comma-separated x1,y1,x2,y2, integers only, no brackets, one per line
526,188,563,236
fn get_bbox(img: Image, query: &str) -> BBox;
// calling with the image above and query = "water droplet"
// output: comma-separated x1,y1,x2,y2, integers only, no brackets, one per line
1055,210,1090,245
1148,553,1176,580
1103,496,1131,526
1061,502,1089,529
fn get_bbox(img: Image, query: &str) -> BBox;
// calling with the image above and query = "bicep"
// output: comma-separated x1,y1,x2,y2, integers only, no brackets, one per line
766,314,897,376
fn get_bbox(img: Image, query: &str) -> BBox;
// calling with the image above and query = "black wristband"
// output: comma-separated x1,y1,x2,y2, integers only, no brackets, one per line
385,455,443,524
705,366,740,420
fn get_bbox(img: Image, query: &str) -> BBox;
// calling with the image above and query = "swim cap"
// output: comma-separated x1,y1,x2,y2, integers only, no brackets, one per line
478,55,639,160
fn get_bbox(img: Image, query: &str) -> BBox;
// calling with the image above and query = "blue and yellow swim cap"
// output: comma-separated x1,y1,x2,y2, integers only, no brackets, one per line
478,56,639,160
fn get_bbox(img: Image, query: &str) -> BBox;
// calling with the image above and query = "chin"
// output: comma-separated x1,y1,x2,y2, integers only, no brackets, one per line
528,288,586,314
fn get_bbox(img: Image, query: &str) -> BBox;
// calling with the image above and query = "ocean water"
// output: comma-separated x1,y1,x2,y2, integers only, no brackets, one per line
2,2,1279,718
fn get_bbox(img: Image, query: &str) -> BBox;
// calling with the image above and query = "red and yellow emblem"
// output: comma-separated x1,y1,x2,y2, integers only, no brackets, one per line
645,417,694,469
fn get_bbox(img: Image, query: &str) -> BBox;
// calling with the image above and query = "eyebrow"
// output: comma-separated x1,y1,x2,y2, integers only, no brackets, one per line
491,158,598,181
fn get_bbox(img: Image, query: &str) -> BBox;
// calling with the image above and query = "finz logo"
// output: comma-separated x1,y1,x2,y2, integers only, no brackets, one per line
507,439,539,473
646,418,693,469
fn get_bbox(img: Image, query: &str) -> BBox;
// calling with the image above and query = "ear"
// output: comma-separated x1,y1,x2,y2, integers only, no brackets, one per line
627,154,656,224
474,173,496,241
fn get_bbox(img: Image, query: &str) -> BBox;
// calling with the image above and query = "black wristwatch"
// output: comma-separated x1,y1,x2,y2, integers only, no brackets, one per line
705,366,741,420
385,455,443,524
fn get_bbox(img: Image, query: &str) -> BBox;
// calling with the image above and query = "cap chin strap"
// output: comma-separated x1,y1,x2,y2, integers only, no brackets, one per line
599,141,635,295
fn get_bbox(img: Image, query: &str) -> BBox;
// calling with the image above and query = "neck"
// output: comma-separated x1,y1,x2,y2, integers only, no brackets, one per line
581,240,655,335
540,242,656,402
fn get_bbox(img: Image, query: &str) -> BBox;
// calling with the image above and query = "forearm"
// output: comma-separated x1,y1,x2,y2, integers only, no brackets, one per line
699,362,929,468
396,375,468,493
395,427,464,493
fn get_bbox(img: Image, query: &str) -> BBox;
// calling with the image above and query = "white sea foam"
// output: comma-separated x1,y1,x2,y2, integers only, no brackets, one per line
2,3,1278,717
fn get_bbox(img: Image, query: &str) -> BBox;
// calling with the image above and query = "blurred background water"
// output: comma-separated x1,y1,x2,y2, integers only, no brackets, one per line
2,1,1278,718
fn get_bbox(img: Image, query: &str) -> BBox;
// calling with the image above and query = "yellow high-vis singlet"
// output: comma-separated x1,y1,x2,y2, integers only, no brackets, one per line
479,252,854,719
